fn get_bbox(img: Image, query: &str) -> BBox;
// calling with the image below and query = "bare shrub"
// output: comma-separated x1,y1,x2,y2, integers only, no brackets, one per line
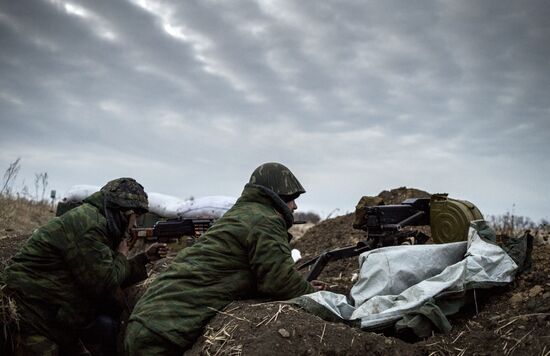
33,172,48,202
487,213,538,237
1,158,21,196
294,211,321,223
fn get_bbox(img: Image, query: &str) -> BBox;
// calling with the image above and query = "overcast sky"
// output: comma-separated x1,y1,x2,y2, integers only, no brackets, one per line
1,0,549,221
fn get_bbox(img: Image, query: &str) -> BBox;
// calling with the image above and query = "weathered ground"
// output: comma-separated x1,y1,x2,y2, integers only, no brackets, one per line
1,189,549,355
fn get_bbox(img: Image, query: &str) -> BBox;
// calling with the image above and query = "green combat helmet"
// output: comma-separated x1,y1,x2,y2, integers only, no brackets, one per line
100,177,149,213
249,162,305,201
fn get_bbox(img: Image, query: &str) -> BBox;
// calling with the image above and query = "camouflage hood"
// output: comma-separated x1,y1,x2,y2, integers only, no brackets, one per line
83,177,148,245
83,190,107,212
83,191,125,246
240,183,294,228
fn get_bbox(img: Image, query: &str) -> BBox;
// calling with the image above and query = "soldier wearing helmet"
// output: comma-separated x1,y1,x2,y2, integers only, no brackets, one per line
2,178,167,355
249,162,305,214
125,163,322,355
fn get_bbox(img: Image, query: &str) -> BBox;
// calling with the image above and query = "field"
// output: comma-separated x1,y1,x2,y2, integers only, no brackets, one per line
1,192,549,355
0,197,54,267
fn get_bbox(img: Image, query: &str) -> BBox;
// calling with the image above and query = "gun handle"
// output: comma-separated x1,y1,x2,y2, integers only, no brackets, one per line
301,239,377,282
305,253,332,282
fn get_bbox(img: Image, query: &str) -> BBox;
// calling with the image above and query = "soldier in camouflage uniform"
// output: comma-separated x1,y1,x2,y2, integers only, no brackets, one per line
1,178,167,355
125,162,322,355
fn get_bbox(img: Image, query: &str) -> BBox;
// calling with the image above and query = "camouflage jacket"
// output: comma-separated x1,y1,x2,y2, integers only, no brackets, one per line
2,191,148,343
129,184,314,349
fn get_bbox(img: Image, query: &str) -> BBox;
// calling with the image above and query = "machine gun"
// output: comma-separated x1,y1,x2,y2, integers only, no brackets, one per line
129,217,213,249
297,194,483,281
297,198,432,281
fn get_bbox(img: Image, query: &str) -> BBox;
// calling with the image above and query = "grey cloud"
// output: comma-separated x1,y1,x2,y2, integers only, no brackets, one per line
0,0,548,221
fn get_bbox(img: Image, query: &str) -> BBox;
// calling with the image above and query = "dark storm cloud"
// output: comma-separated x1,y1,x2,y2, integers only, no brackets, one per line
0,0,548,220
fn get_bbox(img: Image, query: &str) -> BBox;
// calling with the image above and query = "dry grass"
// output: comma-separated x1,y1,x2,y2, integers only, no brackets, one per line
289,222,315,242
1,278,20,353
199,303,301,356
202,321,242,356
0,196,50,349
0,196,54,237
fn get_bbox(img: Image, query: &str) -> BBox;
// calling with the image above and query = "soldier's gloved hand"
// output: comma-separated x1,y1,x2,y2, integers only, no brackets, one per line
310,280,328,291
145,243,168,262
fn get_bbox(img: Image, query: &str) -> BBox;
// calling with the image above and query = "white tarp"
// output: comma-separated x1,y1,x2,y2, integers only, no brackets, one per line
297,223,518,330
61,185,236,219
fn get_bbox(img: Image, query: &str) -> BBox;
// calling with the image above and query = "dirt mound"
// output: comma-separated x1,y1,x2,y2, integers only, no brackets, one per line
377,186,431,205
187,301,422,356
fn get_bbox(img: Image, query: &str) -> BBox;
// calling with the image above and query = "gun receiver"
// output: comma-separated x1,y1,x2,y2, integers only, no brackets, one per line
297,198,431,281
129,218,213,248
356,198,430,234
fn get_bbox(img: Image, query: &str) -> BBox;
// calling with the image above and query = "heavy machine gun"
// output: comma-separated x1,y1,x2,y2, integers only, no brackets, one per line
297,194,483,281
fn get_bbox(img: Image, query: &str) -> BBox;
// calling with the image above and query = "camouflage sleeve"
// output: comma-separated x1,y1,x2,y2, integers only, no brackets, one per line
247,218,314,299
64,229,148,297
122,253,149,288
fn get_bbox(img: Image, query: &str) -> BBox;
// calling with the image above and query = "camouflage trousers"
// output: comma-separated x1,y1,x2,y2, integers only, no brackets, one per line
124,321,184,356
13,333,59,356
12,333,90,356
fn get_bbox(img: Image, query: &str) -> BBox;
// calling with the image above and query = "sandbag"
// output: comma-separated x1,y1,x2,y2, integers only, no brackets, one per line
56,185,236,219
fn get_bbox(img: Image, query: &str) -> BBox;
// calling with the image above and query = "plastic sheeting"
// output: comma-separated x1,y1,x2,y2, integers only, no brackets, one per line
291,249,302,262
295,222,518,330
61,185,236,219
